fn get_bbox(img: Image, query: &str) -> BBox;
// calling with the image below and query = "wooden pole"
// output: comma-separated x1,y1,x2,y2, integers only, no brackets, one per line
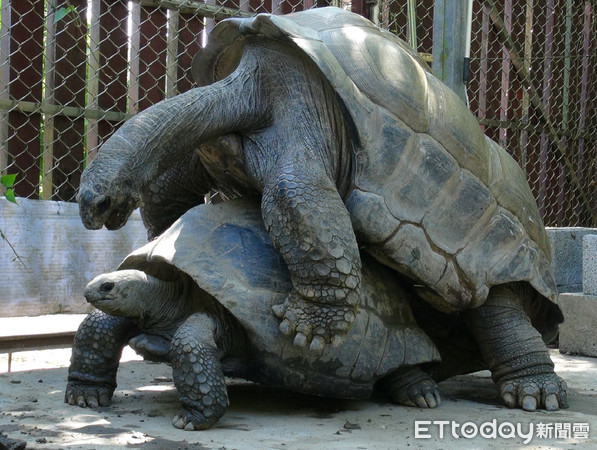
432,0,469,103
0,0,11,174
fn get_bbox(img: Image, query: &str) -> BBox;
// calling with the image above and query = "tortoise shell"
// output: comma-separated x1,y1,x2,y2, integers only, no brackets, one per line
192,7,558,315
119,198,439,398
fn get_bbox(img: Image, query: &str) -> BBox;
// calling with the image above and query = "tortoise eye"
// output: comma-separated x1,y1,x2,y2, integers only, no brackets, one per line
100,282,114,293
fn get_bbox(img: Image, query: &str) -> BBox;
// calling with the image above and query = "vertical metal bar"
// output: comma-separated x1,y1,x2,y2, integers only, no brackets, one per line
407,0,417,50
204,0,215,42
272,0,283,15
129,1,141,115
499,0,511,147
577,0,592,218
539,0,556,215
43,0,58,200
519,0,533,169
0,0,11,174
478,2,490,130
166,9,179,99
558,0,573,223
87,0,101,161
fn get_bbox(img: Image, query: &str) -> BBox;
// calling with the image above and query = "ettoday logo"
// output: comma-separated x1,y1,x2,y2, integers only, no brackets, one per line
414,420,590,444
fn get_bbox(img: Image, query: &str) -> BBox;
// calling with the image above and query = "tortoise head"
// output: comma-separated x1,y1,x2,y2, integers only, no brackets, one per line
84,270,150,318
77,165,142,231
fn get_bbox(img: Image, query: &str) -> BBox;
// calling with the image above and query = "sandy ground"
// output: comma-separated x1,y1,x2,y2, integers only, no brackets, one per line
0,348,595,450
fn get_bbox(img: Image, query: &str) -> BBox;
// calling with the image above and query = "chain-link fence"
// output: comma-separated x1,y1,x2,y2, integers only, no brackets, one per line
1,1,596,226
467,0,597,227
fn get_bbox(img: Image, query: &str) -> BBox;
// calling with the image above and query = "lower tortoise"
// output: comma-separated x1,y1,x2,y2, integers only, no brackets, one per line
66,199,441,430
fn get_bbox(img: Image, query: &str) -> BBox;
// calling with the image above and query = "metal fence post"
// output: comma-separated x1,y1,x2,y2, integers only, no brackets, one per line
432,0,469,103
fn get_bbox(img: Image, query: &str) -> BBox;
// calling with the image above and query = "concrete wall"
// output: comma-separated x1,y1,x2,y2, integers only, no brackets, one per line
0,198,146,317
547,227,597,357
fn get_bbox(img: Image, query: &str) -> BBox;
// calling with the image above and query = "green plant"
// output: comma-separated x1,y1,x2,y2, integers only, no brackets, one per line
2,173,17,203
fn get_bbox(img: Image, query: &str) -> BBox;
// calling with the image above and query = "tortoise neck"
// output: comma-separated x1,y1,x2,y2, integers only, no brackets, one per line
137,275,194,333
91,49,266,192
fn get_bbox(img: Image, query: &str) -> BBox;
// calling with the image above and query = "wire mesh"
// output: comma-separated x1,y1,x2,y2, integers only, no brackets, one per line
1,0,596,226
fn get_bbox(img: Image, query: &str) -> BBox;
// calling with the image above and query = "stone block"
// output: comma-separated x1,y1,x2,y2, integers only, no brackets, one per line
547,227,597,293
558,293,597,357
583,234,597,296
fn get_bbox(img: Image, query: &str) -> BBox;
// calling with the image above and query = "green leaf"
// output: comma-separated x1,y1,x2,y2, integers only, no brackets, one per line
54,5,76,23
4,188,16,204
1,173,16,188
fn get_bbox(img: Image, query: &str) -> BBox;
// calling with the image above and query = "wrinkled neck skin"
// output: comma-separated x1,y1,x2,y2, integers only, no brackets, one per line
141,276,197,336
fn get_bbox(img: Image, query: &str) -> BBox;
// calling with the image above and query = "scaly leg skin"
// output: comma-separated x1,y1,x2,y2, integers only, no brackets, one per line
170,313,229,430
263,163,361,351
387,365,441,408
463,283,568,411
65,310,137,408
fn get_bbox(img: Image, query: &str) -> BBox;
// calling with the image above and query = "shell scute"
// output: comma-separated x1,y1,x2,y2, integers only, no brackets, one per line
423,170,497,255
426,75,490,185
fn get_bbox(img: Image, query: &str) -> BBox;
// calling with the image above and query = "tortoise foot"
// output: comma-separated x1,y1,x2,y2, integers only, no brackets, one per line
498,372,568,411
172,407,221,430
65,381,113,408
273,292,356,351
389,366,441,408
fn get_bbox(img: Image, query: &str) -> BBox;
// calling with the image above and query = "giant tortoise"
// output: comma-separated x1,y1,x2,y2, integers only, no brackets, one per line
66,198,441,430
76,7,565,410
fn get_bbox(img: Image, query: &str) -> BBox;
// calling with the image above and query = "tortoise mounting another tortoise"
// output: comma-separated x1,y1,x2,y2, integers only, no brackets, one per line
76,7,566,411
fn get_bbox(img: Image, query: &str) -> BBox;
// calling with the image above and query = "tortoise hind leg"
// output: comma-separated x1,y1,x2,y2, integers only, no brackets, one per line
463,283,568,411
384,365,441,408
170,313,229,430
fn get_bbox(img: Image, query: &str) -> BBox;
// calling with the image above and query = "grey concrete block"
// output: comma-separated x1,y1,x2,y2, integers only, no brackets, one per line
583,234,597,296
558,293,597,357
547,227,597,293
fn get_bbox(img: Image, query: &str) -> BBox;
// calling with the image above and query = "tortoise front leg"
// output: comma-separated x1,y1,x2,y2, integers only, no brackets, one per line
262,161,361,351
170,313,229,430
463,283,568,411
65,310,137,407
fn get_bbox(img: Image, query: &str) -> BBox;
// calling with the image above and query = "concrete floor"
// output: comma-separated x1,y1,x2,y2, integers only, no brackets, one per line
0,348,595,449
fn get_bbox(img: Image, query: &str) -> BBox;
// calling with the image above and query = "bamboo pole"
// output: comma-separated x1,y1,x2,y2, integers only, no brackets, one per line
166,9,179,99
138,0,252,18
0,0,11,174
558,0,573,223
518,0,533,168
86,0,101,161
499,0,512,147
42,0,58,200
128,1,141,115
478,2,490,130
538,0,556,215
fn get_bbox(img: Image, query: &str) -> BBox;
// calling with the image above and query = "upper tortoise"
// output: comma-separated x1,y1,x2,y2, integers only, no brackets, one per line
76,8,565,410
